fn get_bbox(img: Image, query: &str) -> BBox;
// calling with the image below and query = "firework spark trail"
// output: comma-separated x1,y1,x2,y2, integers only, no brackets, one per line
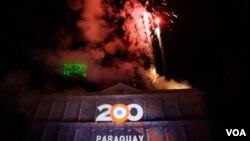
155,27,166,73
143,0,177,76
154,17,165,71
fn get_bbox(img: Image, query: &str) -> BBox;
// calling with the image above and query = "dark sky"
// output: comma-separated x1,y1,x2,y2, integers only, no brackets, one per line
2,0,249,140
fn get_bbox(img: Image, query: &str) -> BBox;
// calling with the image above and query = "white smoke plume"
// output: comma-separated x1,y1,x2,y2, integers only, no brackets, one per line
40,0,191,89
138,66,191,89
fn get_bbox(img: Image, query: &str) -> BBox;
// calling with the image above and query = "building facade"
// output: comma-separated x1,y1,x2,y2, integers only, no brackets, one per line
26,83,213,141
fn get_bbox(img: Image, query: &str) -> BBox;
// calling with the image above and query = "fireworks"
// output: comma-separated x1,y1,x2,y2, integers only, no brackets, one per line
140,0,177,83
61,0,190,89
143,0,178,25
108,0,180,86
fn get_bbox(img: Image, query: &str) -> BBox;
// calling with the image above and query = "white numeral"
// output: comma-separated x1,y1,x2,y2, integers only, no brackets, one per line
95,104,112,121
95,103,143,122
127,104,143,121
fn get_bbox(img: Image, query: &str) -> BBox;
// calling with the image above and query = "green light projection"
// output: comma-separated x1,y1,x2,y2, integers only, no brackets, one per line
63,63,87,78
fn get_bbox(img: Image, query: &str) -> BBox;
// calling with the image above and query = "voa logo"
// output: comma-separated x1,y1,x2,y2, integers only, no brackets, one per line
96,104,143,123
226,129,246,136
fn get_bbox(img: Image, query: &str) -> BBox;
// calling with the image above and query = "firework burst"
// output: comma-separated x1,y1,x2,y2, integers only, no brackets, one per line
107,0,178,84
67,0,190,89
141,0,178,63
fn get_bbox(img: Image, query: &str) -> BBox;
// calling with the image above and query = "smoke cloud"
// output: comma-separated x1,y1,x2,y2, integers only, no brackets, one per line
37,0,191,90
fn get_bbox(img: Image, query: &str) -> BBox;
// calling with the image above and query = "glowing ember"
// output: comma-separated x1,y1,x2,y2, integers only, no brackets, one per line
149,65,158,84
155,18,160,25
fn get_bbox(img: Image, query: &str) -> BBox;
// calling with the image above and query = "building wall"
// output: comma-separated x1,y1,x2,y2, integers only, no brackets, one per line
27,88,213,141
28,121,212,141
33,90,206,122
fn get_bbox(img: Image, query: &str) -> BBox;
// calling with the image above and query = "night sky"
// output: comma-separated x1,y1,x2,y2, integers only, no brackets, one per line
2,0,249,141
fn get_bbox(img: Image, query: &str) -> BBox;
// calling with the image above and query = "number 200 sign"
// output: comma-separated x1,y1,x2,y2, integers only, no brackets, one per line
95,104,143,123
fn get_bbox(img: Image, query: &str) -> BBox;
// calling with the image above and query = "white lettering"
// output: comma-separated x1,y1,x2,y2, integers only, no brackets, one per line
114,136,118,141
96,135,144,141
126,135,132,141
232,129,239,136
120,136,125,141
240,129,246,136
226,129,232,136
226,129,247,136
108,135,113,141
132,136,138,141
138,135,144,141
96,135,102,141
102,136,107,141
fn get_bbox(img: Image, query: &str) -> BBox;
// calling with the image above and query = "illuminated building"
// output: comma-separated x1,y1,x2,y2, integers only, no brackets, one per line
26,83,213,141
